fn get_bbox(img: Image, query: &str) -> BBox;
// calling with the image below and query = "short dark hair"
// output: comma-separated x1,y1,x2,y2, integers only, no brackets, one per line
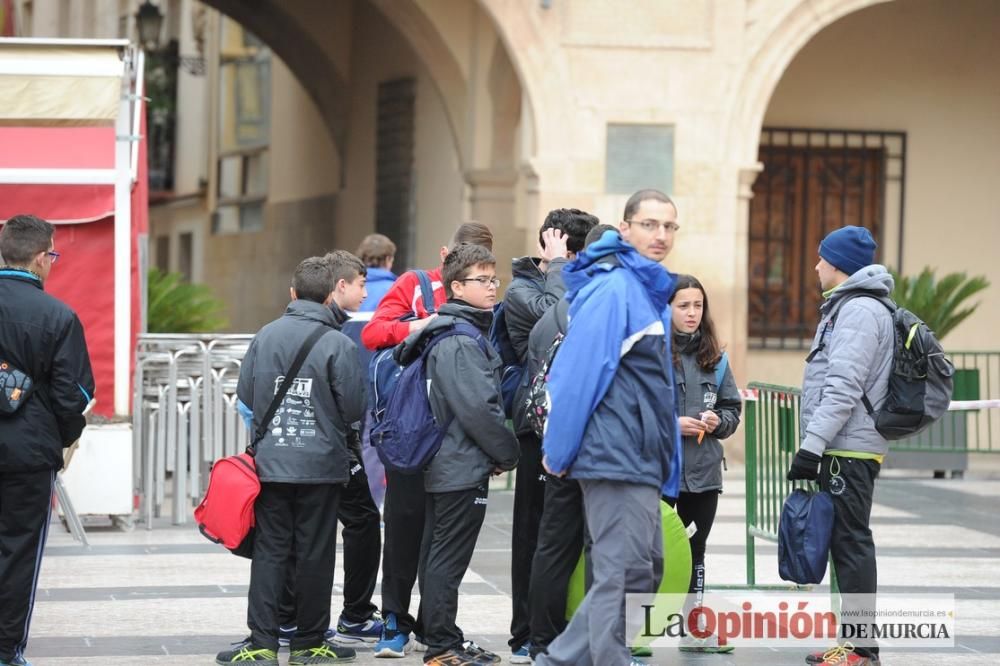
623,189,675,221
450,221,493,251
584,224,619,248
324,249,367,285
292,256,335,304
443,243,496,298
539,208,599,255
0,214,54,265
355,234,396,268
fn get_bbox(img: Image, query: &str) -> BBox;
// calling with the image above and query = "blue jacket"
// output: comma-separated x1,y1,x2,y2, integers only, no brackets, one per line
359,267,397,311
542,232,682,495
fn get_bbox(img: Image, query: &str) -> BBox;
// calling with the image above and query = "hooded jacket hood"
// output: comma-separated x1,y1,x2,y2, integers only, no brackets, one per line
564,231,673,314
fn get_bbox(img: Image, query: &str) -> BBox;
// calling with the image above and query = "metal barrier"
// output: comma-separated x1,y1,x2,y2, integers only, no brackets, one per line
743,373,1000,587
133,333,252,527
742,382,803,587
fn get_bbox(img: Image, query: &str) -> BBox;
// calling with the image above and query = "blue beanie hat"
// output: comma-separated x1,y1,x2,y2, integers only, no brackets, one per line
819,226,877,276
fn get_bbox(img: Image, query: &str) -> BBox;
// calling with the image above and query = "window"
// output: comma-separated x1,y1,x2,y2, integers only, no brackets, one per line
375,78,416,267
748,128,905,348
213,18,270,235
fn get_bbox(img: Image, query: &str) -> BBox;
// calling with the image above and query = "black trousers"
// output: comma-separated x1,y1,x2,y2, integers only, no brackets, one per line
380,469,426,636
418,484,489,658
821,455,880,658
278,460,381,625
509,434,547,649
248,482,341,651
672,490,720,601
528,474,584,658
0,470,54,663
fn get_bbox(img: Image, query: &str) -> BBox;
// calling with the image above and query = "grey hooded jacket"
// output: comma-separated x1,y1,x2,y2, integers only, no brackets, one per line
394,301,519,493
674,333,742,494
800,265,895,457
237,299,367,484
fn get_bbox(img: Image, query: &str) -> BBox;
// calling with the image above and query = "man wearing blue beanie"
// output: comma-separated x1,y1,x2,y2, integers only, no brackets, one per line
787,224,892,666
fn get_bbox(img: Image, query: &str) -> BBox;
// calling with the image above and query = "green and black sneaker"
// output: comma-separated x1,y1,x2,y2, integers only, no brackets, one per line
289,640,357,665
215,638,278,665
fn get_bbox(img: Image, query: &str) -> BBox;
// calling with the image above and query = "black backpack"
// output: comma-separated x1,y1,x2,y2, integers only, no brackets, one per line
830,294,955,440
524,304,568,439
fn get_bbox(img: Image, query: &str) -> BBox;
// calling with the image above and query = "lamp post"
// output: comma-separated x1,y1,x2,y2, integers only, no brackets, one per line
135,0,164,51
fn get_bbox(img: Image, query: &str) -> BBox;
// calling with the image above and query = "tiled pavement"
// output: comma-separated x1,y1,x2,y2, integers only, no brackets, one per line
25,465,1000,665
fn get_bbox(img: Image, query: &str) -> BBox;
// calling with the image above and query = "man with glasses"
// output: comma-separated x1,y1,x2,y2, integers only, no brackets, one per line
0,214,95,666
535,189,682,666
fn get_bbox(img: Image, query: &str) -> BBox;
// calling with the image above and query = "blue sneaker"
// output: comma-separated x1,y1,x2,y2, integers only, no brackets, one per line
1,655,32,666
510,642,532,664
332,613,384,645
373,613,411,658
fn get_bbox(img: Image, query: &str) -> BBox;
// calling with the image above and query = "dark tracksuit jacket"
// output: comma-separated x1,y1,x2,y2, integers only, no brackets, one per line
0,268,95,663
394,300,519,657
236,299,367,651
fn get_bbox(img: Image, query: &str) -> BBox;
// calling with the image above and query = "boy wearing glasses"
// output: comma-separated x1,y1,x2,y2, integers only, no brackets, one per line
0,214,95,666
392,244,518,666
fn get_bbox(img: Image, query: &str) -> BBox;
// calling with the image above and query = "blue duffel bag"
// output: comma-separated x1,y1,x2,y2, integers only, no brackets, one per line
778,488,834,585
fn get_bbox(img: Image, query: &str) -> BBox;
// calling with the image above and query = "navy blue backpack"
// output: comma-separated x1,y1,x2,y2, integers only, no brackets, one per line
778,488,835,585
369,270,437,421
370,322,489,474
489,302,525,418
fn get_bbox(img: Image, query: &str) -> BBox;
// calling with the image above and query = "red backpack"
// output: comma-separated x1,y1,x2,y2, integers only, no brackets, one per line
194,325,328,554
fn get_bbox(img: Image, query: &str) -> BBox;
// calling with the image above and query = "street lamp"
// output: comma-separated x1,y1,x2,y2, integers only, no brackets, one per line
135,0,164,51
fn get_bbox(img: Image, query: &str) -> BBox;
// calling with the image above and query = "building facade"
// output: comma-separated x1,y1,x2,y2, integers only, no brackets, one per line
10,0,1000,389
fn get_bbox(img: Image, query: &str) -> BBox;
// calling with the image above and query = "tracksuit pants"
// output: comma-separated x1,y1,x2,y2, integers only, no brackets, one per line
821,455,880,658
418,484,489,659
528,474,584,658
247,482,340,652
380,469,426,636
278,459,381,626
0,470,54,664
509,434,547,650
535,480,662,666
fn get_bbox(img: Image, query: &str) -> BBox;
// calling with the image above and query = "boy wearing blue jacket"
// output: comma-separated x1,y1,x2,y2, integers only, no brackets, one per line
536,189,681,666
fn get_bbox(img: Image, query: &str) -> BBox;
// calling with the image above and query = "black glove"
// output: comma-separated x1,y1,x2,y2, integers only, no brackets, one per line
787,449,822,481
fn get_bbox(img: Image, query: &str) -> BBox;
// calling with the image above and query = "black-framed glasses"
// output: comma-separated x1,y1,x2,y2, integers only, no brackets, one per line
459,276,501,288
626,219,680,234
46,251,61,264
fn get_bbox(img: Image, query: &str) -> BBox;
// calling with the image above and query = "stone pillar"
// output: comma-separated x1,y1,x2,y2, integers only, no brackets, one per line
465,167,522,285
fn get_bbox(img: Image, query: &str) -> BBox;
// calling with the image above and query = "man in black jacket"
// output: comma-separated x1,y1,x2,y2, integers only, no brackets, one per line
0,214,95,666
504,209,597,662
218,257,367,666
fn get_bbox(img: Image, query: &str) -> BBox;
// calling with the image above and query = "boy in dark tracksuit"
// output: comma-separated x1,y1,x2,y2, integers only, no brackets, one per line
393,244,518,666
219,257,366,666
275,251,383,647
503,209,596,662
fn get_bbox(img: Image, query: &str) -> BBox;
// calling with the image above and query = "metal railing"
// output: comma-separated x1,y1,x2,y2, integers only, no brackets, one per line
133,333,252,527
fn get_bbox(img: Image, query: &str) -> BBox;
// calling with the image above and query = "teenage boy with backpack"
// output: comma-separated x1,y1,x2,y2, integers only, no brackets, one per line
218,257,366,666
273,250,385,647
504,209,597,662
390,243,518,666
360,223,496,658
787,226,893,666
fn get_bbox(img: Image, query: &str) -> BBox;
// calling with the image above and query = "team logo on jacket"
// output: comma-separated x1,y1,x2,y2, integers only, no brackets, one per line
704,391,718,408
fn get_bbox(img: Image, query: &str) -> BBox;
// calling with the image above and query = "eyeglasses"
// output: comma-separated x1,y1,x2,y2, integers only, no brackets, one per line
46,251,60,264
626,219,680,234
459,276,501,289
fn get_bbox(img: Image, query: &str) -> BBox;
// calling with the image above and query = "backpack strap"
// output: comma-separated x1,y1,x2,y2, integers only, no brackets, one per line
414,270,437,315
714,351,729,388
422,321,490,358
820,292,896,418
250,325,329,454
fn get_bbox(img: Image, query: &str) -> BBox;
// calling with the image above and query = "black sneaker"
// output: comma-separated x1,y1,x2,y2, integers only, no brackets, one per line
288,640,357,664
461,641,500,663
215,638,279,665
